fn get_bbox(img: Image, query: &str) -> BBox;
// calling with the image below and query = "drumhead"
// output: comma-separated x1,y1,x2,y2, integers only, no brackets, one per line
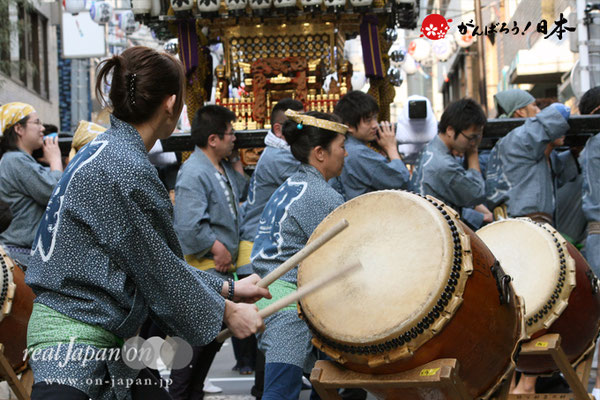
477,219,576,334
298,191,463,344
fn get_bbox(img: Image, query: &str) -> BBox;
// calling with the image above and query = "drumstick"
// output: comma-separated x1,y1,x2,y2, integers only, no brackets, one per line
257,219,349,289
217,260,362,343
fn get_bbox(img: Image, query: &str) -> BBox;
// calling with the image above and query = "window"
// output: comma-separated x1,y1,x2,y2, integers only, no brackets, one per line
0,1,9,76
0,0,50,98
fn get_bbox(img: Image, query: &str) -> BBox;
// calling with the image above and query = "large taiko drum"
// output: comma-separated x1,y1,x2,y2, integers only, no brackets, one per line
477,218,600,374
298,191,524,399
0,245,35,373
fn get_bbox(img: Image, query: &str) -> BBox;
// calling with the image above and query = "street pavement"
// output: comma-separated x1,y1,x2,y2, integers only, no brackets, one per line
164,339,318,399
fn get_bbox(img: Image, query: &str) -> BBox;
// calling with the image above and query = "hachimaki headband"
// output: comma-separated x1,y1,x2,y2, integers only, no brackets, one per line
285,109,349,134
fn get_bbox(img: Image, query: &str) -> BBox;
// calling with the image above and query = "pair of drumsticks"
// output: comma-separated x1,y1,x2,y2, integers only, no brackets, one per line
217,219,361,342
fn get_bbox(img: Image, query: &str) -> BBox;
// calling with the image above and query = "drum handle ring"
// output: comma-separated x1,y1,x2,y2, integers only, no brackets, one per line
586,270,600,294
491,260,512,305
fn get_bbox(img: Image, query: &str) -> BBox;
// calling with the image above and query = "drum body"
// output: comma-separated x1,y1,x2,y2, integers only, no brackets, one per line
477,219,600,374
298,191,524,399
0,246,35,373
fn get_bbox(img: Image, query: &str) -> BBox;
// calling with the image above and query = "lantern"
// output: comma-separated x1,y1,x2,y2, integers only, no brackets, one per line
164,39,178,55
170,0,194,12
225,0,247,16
383,27,398,42
63,0,87,14
323,0,344,13
131,0,151,14
273,0,296,14
197,0,219,17
401,53,418,75
150,0,163,16
349,0,372,9
90,1,113,24
119,11,136,34
387,67,403,87
455,30,476,48
408,38,431,62
389,49,406,63
392,0,418,30
249,0,272,16
432,37,454,61
300,0,322,13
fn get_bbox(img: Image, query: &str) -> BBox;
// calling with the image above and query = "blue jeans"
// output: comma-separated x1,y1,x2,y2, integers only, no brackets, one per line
263,363,320,400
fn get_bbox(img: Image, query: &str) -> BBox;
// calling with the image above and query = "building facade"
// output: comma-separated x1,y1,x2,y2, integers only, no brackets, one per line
0,0,60,127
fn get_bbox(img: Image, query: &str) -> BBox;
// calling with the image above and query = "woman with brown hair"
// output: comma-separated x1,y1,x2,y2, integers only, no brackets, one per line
25,46,269,400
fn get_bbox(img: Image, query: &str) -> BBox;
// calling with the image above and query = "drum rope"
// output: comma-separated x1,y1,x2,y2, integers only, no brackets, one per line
0,254,10,309
525,223,570,328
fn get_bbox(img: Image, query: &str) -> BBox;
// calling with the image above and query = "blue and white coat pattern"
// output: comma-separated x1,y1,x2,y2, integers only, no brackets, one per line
252,164,344,284
26,116,226,400
485,106,574,217
581,134,600,276
0,150,61,263
252,164,344,367
239,141,300,242
174,147,248,264
410,135,486,220
333,135,410,201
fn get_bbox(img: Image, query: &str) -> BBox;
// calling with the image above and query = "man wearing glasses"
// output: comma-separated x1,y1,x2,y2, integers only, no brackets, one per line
485,89,575,227
410,98,491,229
171,104,249,399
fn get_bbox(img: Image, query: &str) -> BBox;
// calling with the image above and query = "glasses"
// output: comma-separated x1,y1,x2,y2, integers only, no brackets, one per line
27,119,43,126
365,115,378,124
459,131,482,143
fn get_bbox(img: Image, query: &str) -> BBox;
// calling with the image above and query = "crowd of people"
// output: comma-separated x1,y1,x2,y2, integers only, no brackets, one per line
0,45,598,400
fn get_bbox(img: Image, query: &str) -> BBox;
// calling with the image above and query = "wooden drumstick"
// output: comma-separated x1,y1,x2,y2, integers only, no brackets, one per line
256,218,349,289
216,260,362,343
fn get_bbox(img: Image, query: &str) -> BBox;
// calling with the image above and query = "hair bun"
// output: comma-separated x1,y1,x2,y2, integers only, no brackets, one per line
282,119,303,146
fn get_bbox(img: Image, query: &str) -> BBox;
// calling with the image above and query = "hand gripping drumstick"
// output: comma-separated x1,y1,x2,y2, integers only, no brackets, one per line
217,260,362,342
256,219,349,288
215,218,348,342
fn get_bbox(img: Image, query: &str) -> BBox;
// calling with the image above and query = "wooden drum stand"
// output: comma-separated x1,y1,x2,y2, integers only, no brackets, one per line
310,358,473,400
504,333,595,400
310,333,596,400
0,344,32,400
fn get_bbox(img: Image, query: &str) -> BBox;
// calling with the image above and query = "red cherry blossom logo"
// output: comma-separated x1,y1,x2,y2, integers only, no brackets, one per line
420,14,453,40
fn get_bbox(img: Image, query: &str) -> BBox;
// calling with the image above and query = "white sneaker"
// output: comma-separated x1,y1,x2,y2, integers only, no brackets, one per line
302,375,312,389
203,379,223,394
592,388,600,400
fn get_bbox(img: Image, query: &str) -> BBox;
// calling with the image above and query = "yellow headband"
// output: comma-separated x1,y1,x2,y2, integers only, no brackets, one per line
0,102,36,135
285,109,348,134
69,120,107,159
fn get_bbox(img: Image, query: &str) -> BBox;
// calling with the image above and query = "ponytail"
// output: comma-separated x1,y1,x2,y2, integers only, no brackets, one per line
95,46,185,125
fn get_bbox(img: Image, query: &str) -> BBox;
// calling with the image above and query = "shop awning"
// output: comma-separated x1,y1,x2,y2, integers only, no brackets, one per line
509,36,576,84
